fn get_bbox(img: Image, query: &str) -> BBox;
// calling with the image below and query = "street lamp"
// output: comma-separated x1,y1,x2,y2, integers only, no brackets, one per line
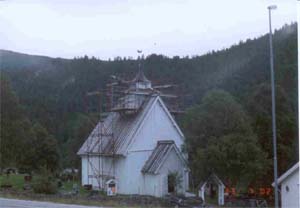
137,49,143,71
267,5,278,208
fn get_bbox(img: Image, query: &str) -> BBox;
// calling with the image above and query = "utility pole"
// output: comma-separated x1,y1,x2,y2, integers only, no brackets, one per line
267,5,279,208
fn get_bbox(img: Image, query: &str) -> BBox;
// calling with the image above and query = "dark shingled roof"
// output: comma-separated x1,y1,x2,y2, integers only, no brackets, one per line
141,140,188,174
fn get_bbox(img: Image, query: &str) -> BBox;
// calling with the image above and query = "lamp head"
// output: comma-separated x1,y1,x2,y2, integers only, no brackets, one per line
268,5,277,10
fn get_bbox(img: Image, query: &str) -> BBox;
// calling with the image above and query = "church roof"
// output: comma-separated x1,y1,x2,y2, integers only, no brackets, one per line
141,140,188,174
77,95,185,157
132,68,151,83
77,96,156,156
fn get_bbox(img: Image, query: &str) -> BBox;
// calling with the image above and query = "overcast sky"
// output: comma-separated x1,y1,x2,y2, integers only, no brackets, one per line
0,0,297,60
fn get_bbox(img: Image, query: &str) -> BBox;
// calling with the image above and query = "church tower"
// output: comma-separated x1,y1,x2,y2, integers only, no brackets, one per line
111,64,156,114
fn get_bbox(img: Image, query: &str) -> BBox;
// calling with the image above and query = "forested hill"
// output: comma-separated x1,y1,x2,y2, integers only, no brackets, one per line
1,23,298,181
1,23,297,106
0,50,70,71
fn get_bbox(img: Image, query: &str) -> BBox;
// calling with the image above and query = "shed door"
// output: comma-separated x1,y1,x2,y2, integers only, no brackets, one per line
168,174,175,193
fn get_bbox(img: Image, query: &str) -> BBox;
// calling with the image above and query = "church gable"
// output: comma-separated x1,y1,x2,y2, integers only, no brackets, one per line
157,96,184,138
127,97,184,152
158,144,188,174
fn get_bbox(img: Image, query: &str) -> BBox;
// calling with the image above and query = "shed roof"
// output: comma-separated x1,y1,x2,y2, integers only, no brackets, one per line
198,173,225,189
272,162,299,187
141,140,188,174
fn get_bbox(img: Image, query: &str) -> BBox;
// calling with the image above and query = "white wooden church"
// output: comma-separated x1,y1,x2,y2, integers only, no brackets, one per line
77,69,189,197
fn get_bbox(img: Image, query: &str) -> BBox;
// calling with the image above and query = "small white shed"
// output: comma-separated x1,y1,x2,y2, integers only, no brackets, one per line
198,174,225,206
106,179,117,196
272,162,299,208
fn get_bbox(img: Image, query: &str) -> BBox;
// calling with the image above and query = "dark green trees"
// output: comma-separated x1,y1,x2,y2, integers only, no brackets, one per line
182,90,268,189
247,84,298,181
0,76,59,173
0,75,26,168
21,123,59,173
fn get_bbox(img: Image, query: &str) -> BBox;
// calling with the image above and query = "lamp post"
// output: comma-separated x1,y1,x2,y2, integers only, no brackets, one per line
137,49,143,71
267,5,278,208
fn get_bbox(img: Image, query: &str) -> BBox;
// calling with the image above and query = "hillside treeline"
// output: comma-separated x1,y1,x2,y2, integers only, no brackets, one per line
0,23,297,188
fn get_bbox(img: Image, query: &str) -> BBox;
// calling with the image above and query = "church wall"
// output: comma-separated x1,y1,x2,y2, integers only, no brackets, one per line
80,96,188,197
81,155,115,189
116,151,152,195
116,98,187,196
116,148,188,197
81,156,88,186
129,99,184,153
159,148,188,195
142,173,162,197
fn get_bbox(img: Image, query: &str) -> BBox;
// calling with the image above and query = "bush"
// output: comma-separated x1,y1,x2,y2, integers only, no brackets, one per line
33,174,57,194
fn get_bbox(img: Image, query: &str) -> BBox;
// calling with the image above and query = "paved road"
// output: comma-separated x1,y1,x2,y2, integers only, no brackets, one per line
0,198,103,208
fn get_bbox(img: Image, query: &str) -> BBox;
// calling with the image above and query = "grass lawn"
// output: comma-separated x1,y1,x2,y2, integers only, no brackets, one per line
0,192,142,207
0,175,122,206
0,175,112,206
205,195,219,206
58,180,89,195
0,174,27,190
0,173,85,193
0,174,170,207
